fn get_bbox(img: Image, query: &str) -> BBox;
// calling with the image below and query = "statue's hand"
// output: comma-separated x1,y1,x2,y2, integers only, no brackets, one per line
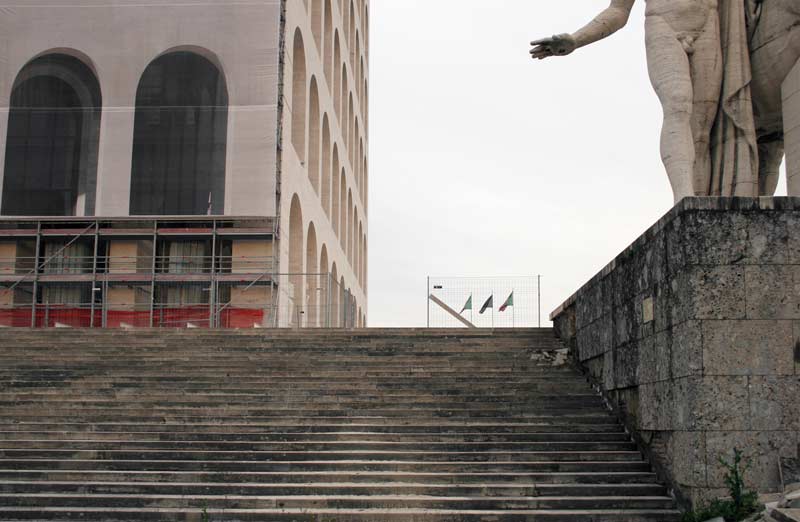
530,34,577,59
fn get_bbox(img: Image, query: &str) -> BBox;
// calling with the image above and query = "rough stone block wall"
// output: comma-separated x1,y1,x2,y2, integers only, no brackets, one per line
551,197,800,509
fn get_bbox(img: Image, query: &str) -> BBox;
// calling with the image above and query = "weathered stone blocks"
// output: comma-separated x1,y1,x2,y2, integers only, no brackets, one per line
551,197,800,509
703,320,795,376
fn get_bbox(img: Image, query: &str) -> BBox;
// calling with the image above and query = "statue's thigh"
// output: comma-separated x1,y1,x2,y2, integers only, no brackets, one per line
645,16,692,108
689,19,722,109
751,5,800,134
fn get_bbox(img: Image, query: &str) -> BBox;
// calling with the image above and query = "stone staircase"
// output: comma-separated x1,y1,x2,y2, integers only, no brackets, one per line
0,328,681,521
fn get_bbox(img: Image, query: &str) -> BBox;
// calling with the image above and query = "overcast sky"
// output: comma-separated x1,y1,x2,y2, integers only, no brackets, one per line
367,0,787,327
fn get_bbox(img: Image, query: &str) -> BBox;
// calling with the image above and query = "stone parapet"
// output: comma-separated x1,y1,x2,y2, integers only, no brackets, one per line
551,197,800,509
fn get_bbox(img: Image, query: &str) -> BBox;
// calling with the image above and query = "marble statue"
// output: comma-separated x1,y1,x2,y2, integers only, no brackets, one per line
748,0,800,195
531,0,800,201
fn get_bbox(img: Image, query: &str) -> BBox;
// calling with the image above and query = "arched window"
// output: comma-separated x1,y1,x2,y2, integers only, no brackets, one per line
291,30,307,161
359,54,365,106
363,236,368,294
333,33,342,119
331,262,339,327
320,244,329,326
359,222,364,288
339,173,347,250
347,95,354,161
2,53,101,216
306,222,318,327
311,0,323,53
341,67,348,135
347,190,353,263
321,116,331,216
130,51,228,215
332,146,340,236
364,80,369,132
349,2,356,68
323,0,333,85
308,78,320,193
364,5,370,60
288,195,304,326
363,155,368,212
353,210,359,285
356,35,362,101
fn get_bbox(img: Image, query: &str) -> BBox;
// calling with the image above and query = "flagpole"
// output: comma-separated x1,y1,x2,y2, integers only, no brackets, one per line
492,290,494,329
512,289,515,329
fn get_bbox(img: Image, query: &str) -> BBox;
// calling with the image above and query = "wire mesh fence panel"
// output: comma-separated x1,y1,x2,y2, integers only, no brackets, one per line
0,272,359,330
427,276,541,328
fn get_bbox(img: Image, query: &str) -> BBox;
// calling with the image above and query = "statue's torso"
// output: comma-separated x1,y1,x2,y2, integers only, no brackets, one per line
645,0,718,36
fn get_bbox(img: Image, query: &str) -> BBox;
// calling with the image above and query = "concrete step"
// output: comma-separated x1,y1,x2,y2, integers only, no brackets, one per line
0,480,668,497
0,471,663,485
0,440,639,452
0,492,678,510
0,459,655,473
0,506,683,521
0,328,679,520
0,431,633,442
0,422,630,433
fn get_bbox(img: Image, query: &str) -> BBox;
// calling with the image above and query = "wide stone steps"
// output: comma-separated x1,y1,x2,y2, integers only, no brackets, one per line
0,458,655,473
0,481,667,497
0,470,664,485
0,328,681,521
0,492,677,510
0,507,685,521
0,431,633,442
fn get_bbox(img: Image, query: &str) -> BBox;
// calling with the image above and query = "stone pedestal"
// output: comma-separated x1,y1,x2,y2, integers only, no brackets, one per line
785,60,800,195
551,198,800,509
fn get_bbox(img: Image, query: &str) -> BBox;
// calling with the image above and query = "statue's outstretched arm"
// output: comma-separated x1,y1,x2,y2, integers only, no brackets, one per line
531,0,635,59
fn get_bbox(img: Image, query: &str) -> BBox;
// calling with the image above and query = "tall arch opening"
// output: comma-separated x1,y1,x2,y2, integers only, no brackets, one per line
347,190,353,263
288,195,304,327
323,0,333,85
332,146,340,236
291,30,307,161
321,116,331,216
331,262,339,327
333,33,342,119
320,244,329,326
341,68,348,135
339,172,347,250
349,2,356,67
308,78,320,193
311,0,323,53
130,51,228,215
2,53,101,216
347,95,354,163
305,222,318,327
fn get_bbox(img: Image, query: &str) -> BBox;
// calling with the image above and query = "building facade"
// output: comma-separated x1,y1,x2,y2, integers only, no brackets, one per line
0,0,369,328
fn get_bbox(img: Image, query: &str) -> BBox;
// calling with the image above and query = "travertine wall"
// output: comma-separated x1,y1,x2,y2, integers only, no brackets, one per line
785,59,800,195
0,0,369,322
551,197,800,509
279,0,369,325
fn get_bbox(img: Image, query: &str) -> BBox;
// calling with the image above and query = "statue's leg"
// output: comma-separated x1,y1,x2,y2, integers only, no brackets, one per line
645,15,695,203
689,14,723,196
757,138,784,196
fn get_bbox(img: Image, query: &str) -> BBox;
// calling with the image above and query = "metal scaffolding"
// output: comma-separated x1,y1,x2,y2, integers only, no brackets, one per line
0,216,356,329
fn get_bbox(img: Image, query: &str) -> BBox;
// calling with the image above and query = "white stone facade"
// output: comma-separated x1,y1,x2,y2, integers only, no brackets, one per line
0,0,368,325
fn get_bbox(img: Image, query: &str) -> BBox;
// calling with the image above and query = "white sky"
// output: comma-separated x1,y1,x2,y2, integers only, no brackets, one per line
367,0,787,327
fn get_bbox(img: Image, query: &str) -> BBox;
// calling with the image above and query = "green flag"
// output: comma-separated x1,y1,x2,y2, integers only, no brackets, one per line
499,292,514,312
460,295,473,314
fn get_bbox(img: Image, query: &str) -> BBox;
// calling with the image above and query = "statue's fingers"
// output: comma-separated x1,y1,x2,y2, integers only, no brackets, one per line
530,47,551,57
530,38,553,46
